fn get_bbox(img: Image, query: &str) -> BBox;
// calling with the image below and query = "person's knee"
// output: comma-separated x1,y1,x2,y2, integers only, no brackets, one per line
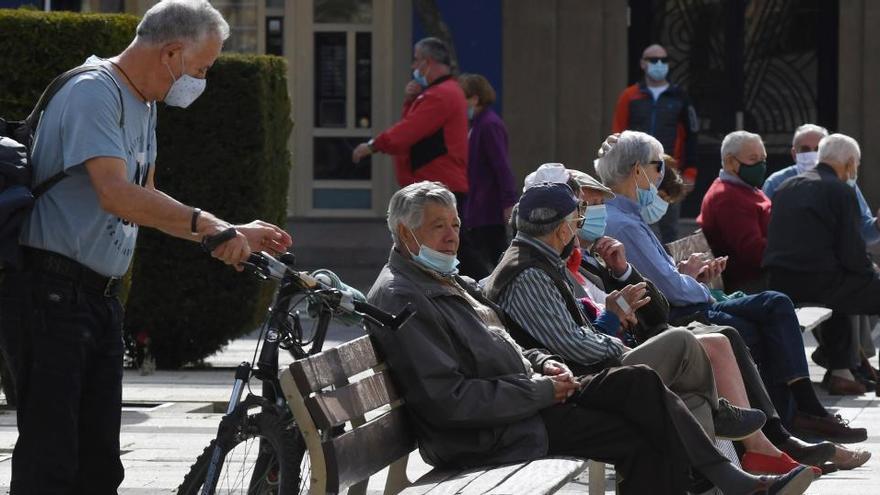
762,290,796,312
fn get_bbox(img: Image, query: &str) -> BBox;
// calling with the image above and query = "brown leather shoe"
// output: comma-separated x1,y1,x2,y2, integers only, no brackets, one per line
823,372,867,395
776,436,835,466
792,412,868,444
831,443,872,470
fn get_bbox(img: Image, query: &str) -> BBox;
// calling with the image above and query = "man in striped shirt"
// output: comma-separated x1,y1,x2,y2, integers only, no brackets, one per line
483,181,764,442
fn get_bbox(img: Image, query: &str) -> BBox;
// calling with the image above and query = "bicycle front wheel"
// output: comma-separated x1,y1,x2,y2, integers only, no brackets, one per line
177,409,308,495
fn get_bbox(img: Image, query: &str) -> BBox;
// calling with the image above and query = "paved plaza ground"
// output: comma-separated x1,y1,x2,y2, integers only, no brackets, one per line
0,322,877,494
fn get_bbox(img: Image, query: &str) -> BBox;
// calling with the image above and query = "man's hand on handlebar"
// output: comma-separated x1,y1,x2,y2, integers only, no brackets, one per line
236,220,293,255
210,230,251,271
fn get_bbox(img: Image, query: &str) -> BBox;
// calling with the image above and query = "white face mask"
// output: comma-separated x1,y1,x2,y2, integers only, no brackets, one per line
164,55,206,108
794,151,819,175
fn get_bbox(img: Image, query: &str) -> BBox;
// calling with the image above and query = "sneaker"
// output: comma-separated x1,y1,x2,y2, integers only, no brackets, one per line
750,465,815,494
791,412,867,444
713,398,766,441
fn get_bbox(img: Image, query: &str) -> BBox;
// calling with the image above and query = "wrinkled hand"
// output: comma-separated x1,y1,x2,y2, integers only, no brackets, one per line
549,375,580,403
210,229,251,271
697,256,727,283
405,80,423,99
593,237,628,276
598,133,621,158
605,282,651,322
236,220,293,255
678,252,709,278
352,143,372,164
543,360,573,379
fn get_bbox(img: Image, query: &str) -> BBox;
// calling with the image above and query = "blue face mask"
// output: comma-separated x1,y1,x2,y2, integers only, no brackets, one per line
646,62,669,82
467,106,475,120
577,204,607,242
636,168,669,224
847,172,858,188
413,68,428,88
405,228,460,275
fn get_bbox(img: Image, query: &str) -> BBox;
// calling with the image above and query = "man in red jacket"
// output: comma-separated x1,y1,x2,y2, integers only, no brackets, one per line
698,130,770,293
353,37,489,276
352,37,468,194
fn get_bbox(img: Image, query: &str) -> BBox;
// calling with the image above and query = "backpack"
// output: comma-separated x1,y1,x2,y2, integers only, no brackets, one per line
0,65,124,268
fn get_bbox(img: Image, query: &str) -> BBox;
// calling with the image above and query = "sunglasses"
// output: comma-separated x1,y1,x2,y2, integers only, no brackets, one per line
644,57,669,64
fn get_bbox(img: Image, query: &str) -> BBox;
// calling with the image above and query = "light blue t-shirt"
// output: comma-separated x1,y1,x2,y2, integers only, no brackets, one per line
22,56,157,277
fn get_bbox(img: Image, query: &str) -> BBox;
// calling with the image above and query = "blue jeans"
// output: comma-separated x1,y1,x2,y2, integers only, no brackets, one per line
670,291,809,424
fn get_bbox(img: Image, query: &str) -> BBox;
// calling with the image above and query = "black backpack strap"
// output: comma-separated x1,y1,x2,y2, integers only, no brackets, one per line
28,64,127,198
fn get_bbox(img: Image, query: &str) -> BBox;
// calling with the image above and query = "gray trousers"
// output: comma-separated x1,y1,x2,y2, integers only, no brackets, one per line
621,328,719,438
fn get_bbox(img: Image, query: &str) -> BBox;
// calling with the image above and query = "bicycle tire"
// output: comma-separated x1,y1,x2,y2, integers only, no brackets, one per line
177,409,308,495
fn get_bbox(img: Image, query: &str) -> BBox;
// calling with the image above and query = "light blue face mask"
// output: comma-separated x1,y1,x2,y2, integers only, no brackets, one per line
636,168,669,224
413,68,428,88
405,228,460,275
646,62,669,82
577,204,607,242
847,173,858,188
467,106,475,120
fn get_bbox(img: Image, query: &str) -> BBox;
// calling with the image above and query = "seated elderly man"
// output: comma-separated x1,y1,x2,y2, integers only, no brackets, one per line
596,130,866,445
367,181,813,495
698,131,771,293
483,181,766,443
764,124,880,247
765,133,880,395
568,169,864,472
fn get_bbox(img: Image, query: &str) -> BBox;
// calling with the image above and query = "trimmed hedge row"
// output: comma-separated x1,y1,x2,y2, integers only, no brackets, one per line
0,9,293,368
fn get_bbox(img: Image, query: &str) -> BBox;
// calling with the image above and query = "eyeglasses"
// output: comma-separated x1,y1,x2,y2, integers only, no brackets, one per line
644,57,669,64
647,159,665,174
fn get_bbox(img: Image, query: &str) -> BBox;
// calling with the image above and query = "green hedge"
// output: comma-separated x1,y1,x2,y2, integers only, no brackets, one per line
0,9,293,368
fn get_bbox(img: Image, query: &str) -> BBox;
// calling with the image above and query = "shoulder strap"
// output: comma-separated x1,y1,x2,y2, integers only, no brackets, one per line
25,64,125,131
28,64,127,198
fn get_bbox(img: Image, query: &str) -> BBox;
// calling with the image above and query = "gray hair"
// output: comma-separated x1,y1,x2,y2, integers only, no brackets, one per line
516,209,575,238
792,123,829,147
415,37,452,66
594,131,663,187
136,0,230,46
387,181,457,245
818,133,861,165
720,130,762,163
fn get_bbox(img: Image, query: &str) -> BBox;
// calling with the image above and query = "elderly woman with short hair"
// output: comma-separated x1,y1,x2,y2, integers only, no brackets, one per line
596,131,867,446
367,181,813,495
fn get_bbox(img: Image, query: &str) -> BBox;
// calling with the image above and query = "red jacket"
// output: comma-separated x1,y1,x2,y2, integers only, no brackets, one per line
697,176,771,291
373,76,469,193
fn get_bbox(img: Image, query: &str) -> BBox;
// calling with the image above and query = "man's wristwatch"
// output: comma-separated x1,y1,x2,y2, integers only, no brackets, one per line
191,208,202,236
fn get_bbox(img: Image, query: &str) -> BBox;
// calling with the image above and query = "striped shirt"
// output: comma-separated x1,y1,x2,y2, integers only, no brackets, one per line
497,234,627,367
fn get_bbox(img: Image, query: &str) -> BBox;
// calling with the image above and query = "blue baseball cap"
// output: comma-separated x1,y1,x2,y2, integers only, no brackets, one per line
517,182,579,224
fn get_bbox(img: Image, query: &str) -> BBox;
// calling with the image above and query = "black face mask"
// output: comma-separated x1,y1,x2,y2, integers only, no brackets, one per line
560,237,576,259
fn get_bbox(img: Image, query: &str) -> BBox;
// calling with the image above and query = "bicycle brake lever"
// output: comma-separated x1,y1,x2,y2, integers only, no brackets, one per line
241,261,268,280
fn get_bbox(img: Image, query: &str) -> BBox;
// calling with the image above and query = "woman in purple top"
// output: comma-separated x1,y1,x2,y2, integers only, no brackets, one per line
458,74,518,268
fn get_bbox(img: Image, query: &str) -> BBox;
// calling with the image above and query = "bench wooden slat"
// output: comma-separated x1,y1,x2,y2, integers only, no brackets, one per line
305,370,400,429
323,406,416,493
402,463,524,495
289,335,380,394
479,458,587,494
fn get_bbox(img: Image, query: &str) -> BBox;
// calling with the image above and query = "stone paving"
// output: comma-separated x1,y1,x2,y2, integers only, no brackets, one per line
0,325,877,494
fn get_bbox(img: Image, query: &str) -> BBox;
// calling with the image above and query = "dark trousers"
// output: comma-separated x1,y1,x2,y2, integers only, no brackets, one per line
670,291,810,426
469,224,509,269
453,193,493,280
0,270,125,494
542,365,727,495
769,268,880,370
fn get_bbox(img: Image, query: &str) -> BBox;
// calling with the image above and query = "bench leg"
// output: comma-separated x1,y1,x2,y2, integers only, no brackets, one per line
588,460,605,495
383,455,411,495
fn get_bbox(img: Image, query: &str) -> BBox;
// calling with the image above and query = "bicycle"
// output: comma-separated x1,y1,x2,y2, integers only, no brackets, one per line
177,233,413,495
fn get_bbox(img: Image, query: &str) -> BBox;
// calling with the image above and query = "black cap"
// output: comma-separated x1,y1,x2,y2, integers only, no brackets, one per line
517,182,579,224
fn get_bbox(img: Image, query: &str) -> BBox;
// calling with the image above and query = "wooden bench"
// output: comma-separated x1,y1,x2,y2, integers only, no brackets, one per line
280,335,597,495
666,229,832,332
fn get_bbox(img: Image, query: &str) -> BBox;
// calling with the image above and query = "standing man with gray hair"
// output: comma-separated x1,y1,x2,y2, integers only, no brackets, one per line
697,130,771,292
765,133,880,396
0,1,292,492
